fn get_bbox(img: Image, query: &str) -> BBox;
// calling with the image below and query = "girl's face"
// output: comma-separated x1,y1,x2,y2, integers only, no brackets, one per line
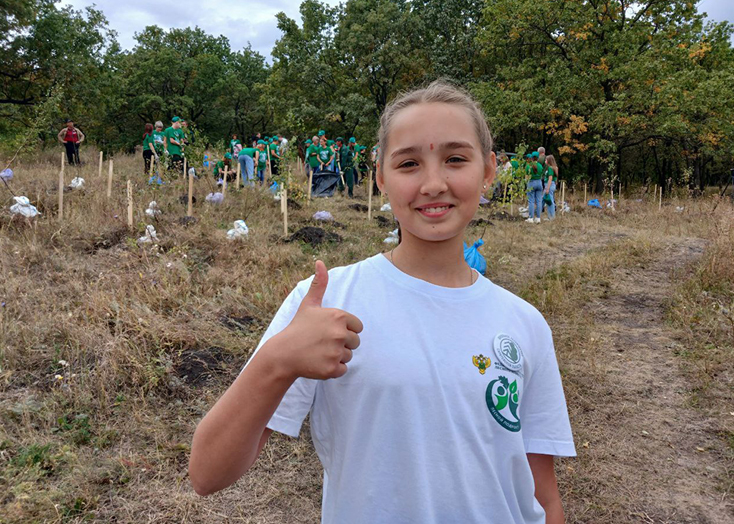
377,102,495,244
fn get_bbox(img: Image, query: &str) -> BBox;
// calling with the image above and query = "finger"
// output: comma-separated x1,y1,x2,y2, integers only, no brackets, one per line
340,348,353,364
344,313,364,334
302,260,328,308
344,331,360,351
331,362,348,379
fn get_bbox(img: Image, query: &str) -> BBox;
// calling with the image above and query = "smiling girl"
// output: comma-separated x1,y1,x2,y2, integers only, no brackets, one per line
189,81,575,523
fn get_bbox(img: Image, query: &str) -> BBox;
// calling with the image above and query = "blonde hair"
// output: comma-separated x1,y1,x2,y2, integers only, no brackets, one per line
377,80,493,172
545,154,559,176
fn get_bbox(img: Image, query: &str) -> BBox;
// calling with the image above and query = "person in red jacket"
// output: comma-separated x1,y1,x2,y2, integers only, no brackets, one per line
57,119,86,165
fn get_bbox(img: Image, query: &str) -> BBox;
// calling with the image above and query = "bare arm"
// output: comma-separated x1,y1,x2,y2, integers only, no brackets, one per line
189,261,362,497
527,453,564,524
189,339,295,496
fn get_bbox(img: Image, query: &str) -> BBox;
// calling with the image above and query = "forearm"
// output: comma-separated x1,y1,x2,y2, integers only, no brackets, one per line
541,497,564,524
189,337,295,495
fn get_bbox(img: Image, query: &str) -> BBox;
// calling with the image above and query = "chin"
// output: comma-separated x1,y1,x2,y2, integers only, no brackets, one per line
401,223,467,243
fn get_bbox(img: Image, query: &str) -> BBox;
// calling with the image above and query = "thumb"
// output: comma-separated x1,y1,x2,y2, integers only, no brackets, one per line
302,260,328,308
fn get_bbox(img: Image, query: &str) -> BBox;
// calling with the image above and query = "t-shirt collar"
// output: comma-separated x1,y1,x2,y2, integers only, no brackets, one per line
369,252,487,300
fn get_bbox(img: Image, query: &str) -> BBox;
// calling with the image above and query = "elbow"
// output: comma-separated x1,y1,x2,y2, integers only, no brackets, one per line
188,462,219,497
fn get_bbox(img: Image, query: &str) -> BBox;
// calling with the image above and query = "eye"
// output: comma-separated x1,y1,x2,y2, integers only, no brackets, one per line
398,160,418,169
447,156,467,164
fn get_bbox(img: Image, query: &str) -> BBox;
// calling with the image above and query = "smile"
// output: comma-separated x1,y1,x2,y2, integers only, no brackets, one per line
416,204,454,217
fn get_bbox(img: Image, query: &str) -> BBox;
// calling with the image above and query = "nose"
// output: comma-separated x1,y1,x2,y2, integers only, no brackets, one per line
419,159,448,197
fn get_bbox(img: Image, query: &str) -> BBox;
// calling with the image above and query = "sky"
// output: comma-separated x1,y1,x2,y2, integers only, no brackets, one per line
58,0,732,60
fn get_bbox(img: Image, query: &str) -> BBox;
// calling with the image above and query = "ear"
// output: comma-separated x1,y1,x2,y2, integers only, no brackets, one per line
375,163,385,194
484,151,497,188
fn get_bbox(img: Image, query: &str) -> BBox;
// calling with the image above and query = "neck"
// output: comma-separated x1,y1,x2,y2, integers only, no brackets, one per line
389,230,471,288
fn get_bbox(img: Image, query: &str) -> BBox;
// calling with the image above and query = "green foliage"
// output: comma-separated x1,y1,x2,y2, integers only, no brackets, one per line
0,0,733,192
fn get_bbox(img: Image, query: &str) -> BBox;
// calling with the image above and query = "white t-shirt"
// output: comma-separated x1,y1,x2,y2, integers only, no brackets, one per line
246,253,576,524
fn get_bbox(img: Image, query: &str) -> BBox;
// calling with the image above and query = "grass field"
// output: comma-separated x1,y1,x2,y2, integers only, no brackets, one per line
1,149,733,523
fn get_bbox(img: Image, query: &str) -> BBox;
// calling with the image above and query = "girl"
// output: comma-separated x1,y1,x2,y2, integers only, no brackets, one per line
256,140,268,184
142,123,156,176
189,81,575,524
544,155,559,219
526,152,545,223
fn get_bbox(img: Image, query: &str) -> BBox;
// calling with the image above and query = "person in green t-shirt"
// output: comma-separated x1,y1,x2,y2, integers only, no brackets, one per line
163,116,186,176
230,134,242,156
213,153,234,184
269,136,281,176
238,146,258,186
526,151,544,223
337,137,355,197
326,139,336,171
317,136,333,173
542,154,558,219
142,123,157,176
306,136,320,170
256,140,269,184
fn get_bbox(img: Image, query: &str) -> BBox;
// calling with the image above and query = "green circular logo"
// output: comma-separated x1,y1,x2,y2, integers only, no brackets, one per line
485,376,521,432
493,333,523,372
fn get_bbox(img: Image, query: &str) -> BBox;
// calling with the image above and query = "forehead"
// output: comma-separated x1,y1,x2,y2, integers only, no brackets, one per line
387,102,477,151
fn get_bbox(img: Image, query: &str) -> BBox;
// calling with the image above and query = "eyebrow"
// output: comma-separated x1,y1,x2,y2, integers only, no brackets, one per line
390,141,475,158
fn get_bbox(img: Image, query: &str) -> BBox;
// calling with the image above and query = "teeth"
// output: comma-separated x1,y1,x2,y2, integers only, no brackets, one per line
422,206,449,213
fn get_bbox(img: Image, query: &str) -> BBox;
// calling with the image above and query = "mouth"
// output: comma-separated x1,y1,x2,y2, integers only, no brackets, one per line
415,202,455,218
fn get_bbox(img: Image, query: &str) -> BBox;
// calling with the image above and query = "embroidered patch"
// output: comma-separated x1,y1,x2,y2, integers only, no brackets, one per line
493,333,524,372
485,375,521,432
472,354,491,375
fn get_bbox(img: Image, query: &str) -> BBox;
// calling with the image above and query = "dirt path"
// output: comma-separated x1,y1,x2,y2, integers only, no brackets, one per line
562,237,732,523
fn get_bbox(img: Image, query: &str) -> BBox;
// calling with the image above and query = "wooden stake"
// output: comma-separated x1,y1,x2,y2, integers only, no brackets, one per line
107,159,113,198
149,153,155,180
561,181,565,213
58,152,65,221
308,166,313,200
659,186,662,211
502,183,508,206
266,146,272,185
222,166,228,197
367,167,373,221
283,186,288,236
584,183,587,204
187,167,194,217
611,185,615,211
127,180,133,229
653,184,657,203
183,157,187,188
98,151,103,178
236,159,241,189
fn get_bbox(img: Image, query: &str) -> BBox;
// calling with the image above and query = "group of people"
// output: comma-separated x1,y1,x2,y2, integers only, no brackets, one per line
498,146,561,223
304,131,374,198
141,117,193,184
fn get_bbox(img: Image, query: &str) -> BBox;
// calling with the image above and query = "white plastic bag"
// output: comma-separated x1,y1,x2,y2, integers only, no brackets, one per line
10,196,40,218
313,211,334,221
226,220,249,240
138,225,159,244
383,228,399,245
1,168,14,181
380,202,392,212
205,192,224,204
70,177,85,189
145,201,161,217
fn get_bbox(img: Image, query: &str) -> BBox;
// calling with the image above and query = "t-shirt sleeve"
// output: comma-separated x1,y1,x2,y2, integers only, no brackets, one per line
241,280,318,438
520,319,576,457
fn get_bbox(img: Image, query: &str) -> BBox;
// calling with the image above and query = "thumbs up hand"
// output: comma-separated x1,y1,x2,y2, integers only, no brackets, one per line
273,261,363,381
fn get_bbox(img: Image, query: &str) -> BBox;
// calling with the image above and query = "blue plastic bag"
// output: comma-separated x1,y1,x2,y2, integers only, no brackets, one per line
588,199,601,208
464,239,487,276
269,181,279,194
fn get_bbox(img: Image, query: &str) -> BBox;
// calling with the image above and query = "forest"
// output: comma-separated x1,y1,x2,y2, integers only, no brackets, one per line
2,0,733,192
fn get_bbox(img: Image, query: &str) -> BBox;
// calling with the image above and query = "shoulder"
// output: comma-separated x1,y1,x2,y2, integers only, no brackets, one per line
292,256,380,299
484,280,551,337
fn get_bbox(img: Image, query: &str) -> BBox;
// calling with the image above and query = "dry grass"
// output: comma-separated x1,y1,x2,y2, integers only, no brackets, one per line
0,149,733,523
